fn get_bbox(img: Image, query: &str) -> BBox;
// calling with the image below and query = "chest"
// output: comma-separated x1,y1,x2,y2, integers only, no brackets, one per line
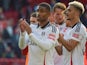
60,27,72,40
32,27,52,39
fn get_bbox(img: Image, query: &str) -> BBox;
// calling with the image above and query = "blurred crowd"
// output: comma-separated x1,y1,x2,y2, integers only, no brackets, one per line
0,0,87,58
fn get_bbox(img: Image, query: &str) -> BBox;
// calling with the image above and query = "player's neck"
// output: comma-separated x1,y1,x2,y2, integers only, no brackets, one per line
70,18,80,27
39,20,49,28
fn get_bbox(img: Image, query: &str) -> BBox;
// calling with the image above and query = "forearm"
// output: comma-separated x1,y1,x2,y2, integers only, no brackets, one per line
18,32,28,50
55,45,62,55
59,38,73,52
29,33,55,51
18,36,27,49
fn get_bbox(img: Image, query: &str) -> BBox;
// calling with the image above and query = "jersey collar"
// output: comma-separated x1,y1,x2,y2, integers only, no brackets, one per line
72,21,81,28
37,22,50,29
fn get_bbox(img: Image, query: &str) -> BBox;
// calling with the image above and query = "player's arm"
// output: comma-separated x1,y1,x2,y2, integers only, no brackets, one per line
18,31,29,50
21,20,59,51
59,37,78,52
18,19,29,50
29,29,59,51
55,43,62,55
58,31,82,52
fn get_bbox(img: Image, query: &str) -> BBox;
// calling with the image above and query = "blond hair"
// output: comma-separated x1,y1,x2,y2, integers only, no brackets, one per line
53,2,66,12
69,1,85,14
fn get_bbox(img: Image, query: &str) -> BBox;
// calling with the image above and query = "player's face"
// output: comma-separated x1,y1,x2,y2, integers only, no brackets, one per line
54,8,64,24
37,6,50,22
30,17,37,24
65,6,77,20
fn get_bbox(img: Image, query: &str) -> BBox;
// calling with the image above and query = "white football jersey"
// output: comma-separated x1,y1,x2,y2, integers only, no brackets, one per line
62,27,72,65
19,22,59,65
54,23,71,65
63,22,86,65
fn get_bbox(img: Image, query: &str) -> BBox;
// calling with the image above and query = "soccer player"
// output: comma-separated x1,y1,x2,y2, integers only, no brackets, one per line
21,12,38,65
30,12,38,24
52,2,66,65
21,12,38,55
18,2,59,65
57,1,87,65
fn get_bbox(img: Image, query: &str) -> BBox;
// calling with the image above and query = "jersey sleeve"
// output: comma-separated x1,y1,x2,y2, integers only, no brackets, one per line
70,31,82,42
18,31,29,49
70,24,85,42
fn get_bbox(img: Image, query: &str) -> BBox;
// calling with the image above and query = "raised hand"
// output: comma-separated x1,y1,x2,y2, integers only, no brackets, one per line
19,18,32,34
19,18,26,32
58,33,64,44
24,20,32,35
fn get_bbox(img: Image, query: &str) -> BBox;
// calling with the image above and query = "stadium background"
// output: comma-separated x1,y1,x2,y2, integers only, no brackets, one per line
0,0,87,65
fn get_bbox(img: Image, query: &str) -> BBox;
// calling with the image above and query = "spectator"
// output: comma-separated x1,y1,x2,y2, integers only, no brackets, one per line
0,7,5,20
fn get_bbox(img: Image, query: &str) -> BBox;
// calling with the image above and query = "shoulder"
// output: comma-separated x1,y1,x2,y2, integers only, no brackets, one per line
47,24,59,33
73,22,86,36
74,22,81,32
78,22,86,34
73,22,86,32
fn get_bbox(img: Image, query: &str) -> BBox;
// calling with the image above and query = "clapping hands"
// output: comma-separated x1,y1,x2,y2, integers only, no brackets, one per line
58,33,64,44
19,18,32,34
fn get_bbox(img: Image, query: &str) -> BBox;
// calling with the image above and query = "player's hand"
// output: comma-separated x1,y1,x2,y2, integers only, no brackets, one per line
58,33,64,44
19,18,32,34
19,18,26,32
24,21,32,35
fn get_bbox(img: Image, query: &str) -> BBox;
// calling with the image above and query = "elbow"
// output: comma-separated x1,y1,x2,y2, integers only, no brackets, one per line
57,52,62,55
67,48,73,52
55,46,62,55
67,49,72,52
58,52,62,55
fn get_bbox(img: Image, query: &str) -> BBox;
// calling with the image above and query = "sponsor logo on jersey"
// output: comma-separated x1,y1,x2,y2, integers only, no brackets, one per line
72,33,79,38
48,33,55,40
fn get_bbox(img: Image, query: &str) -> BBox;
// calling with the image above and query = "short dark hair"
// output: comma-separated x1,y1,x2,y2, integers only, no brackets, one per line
53,2,66,12
38,2,51,12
